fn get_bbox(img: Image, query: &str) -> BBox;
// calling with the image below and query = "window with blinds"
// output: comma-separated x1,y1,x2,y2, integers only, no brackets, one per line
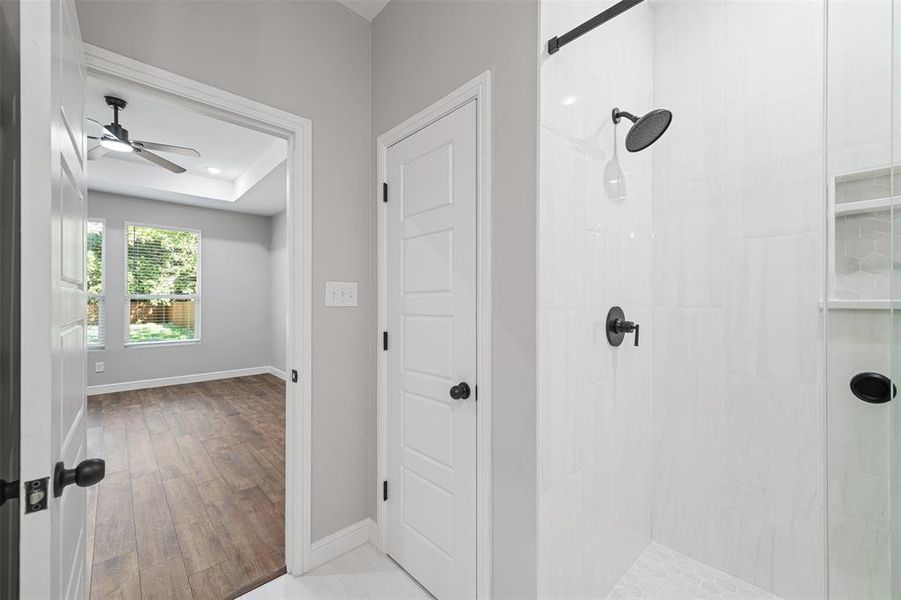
126,223,200,345
87,220,105,348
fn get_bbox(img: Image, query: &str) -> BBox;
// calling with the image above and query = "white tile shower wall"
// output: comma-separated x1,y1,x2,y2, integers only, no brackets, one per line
539,1,896,599
538,1,655,597
651,1,826,599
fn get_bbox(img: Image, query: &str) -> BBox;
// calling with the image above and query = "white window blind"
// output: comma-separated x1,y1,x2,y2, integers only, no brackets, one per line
126,224,200,345
86,220,105,348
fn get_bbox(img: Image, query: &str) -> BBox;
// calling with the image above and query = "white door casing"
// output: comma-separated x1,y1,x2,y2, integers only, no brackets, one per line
20,0,88,598
385,100,478,599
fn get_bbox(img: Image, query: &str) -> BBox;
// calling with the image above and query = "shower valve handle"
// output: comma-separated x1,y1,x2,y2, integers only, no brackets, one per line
606,306,640,348
613,319,640,347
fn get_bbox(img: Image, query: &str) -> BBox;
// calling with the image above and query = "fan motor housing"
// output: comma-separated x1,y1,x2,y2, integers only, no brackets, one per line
105,123,129,142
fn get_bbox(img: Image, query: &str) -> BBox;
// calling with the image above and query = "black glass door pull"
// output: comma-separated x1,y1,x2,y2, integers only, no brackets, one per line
850,372,896,405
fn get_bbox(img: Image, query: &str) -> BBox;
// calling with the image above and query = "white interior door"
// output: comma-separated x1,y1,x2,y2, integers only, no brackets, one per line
19,0,90,597
385,100,477,599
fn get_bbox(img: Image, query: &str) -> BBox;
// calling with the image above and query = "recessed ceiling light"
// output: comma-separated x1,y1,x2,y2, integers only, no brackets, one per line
206,166,222,175
561,95,579,107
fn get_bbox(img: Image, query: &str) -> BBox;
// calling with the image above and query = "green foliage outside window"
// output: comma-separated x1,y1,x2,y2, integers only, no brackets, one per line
87,221,103,294
87,221,104,347
127,225,198,296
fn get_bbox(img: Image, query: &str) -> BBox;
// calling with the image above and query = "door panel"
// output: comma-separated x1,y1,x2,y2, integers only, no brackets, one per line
59,326,85,449
403,392,453,466
20,0,87,597
400,142,453,217
403,230,454,293
386,100,477,600
403,316,454,377
59,163,85,286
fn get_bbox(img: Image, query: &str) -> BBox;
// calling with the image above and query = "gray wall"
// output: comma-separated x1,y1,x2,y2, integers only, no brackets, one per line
270,211,287,373
371,3,539,597
87,192,272,386
76,0,373,540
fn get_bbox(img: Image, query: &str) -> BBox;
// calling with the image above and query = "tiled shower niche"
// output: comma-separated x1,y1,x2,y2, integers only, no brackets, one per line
833,168,897,301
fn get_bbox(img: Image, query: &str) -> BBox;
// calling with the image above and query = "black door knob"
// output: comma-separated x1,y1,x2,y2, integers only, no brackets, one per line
0,479,18,506
449,382,472,400
54,458,105,497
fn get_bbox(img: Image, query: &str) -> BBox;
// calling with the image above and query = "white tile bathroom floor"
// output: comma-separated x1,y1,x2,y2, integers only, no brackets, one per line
606,543,780,600
239,543,432,599
243,541,777,600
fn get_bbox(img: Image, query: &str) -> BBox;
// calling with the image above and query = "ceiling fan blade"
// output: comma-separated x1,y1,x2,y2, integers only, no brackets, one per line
87,144,109,161
86,117,116,139
133,141,200,157
134,147,187,173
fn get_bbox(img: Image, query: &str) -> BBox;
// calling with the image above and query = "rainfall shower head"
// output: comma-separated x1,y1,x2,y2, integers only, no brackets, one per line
612,107,673,152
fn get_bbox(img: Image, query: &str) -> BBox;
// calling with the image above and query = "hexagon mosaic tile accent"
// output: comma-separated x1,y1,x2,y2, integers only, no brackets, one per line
605,543,780,600
834,209,893,300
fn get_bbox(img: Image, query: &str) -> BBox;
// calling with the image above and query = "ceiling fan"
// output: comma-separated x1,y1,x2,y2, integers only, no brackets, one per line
87,96,201,174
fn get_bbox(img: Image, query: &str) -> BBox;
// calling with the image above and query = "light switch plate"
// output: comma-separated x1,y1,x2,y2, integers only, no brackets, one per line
325,281,358,307
95,361,104,373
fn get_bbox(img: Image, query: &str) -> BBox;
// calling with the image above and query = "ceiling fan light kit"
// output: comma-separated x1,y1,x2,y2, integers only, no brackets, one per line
87,95,200,174
99,136,132,153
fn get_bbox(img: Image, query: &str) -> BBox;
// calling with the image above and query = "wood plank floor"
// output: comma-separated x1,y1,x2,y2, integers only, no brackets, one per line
86,375,286,600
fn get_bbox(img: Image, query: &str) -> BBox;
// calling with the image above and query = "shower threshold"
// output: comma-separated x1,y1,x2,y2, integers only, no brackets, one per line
606,542,780,600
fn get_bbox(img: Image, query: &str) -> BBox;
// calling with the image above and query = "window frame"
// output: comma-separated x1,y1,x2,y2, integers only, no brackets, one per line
86,218,106,350
123,221,202,348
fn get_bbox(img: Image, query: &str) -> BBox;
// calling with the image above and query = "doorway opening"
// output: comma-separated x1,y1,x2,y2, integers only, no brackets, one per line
82,46,312,599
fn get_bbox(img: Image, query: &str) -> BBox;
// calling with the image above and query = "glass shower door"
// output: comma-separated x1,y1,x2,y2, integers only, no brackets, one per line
826,0,896,597
893,0,901,595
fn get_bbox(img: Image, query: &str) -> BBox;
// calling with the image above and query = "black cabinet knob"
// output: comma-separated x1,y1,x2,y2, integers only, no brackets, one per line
54,458,105,498
449,382,471,400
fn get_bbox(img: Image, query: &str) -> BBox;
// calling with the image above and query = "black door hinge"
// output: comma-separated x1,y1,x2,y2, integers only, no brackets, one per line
383,331,388,351
291,369,298,383
383,182,388,203
475,385,478,401
383,480,388,501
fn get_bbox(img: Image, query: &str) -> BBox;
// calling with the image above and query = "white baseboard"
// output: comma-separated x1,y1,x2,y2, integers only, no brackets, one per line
309,518,377,570
267,366,287,381
86,365,283,395
367,519,378,545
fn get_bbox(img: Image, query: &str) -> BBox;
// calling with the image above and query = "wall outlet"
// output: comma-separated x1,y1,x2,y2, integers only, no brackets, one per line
325,281,358,307
94,361,104,373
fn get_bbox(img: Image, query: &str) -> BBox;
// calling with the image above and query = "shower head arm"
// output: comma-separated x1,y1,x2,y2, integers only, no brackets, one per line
612,108,639,124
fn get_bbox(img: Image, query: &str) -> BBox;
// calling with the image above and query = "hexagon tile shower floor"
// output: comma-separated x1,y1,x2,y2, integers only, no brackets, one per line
606,543,780,600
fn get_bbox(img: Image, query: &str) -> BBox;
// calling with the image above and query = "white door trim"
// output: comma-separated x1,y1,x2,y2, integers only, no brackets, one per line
375,71,492,599
82,44,314,575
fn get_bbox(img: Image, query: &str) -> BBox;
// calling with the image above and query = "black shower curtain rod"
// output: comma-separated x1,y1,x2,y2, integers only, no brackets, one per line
547,0,645,55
